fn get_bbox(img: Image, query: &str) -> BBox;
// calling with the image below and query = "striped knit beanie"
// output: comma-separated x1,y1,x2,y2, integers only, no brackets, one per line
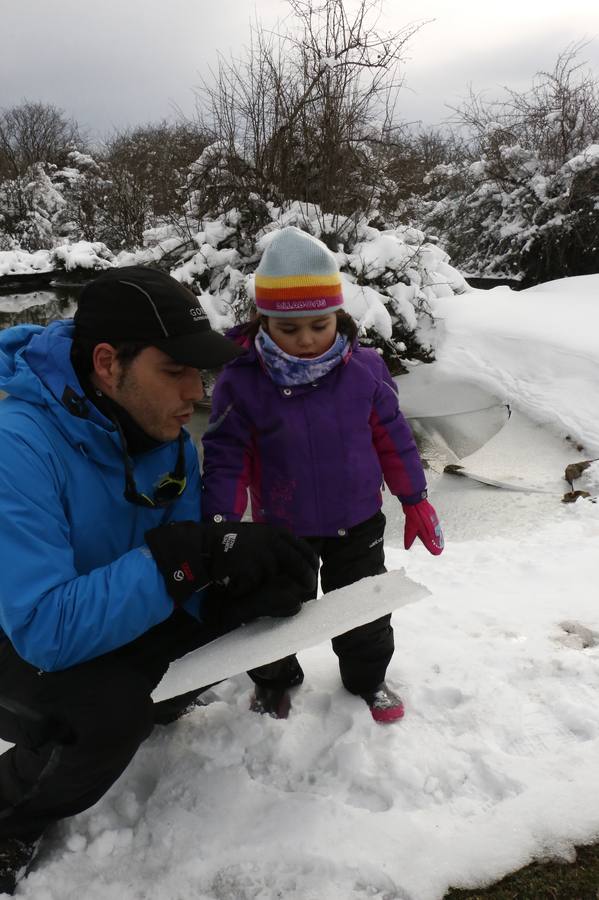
254,226,344,317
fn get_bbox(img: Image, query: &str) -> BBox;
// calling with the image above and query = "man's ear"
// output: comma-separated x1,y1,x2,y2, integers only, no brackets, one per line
91,343,119,394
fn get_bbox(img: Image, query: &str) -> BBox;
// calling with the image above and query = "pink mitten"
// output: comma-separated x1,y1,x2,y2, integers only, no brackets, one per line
402,499,444,555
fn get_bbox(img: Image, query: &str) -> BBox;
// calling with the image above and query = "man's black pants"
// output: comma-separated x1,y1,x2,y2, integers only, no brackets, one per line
0,610,223,840
249,511,394,695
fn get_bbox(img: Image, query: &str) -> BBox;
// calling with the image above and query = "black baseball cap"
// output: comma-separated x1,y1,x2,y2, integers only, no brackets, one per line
73,265,245,369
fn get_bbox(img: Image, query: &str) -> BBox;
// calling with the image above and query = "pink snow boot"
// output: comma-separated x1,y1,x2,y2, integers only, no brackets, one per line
360,683,405,723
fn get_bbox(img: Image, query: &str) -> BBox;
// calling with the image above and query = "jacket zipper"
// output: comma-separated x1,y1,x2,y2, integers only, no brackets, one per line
301,392,322,531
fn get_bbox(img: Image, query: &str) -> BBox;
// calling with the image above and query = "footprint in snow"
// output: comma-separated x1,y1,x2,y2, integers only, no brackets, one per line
555,620,599,650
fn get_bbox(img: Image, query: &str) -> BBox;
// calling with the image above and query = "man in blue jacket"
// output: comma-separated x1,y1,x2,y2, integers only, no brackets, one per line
0,266,317,893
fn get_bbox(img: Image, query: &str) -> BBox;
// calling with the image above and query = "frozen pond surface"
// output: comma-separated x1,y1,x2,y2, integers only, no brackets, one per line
0,289,77,328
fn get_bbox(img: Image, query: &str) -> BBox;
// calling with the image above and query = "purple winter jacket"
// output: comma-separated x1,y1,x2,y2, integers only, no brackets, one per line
201,340,427,537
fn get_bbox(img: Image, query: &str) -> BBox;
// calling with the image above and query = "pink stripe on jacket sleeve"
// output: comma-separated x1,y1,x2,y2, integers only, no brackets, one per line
370,366,427,504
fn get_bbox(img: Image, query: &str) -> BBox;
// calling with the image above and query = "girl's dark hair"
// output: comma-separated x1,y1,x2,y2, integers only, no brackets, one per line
239,309,358,343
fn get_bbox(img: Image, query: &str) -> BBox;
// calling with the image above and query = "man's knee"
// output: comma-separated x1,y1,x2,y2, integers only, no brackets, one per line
95,689,153,750
55,668,155,755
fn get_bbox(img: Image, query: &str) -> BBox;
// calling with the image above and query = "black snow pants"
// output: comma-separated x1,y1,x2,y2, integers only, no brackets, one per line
0,610,225,841
249,511,394,695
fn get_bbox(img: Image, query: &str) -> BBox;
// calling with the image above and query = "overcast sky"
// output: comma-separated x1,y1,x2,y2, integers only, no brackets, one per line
2,0,598,139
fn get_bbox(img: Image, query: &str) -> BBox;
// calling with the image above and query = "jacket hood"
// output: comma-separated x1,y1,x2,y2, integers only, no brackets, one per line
0,319,119,463
224,323,253,350
0,323,46,404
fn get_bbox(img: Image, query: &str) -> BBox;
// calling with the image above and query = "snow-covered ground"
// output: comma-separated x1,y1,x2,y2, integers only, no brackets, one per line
7,275,599,899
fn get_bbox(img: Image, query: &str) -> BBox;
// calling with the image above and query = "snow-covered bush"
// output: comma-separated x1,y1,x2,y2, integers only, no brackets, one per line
0,248,54,276
54,151,111,243
0,148,166,253
1,198,469,372
422,140,599,283
0,152,111,251
130,201,468,374
50,241,114,272
419,47,599,283
103,122,209,219
0,164,68,251
521,145,599,283
0,241,114,278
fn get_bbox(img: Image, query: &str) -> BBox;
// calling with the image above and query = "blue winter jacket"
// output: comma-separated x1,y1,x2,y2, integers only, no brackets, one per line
0,319,202,672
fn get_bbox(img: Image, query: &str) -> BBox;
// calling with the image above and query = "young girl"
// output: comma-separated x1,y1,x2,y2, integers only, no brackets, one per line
201,226,443,723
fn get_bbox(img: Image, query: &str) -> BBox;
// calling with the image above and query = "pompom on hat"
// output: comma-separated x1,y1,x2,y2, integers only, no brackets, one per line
254,226,344,317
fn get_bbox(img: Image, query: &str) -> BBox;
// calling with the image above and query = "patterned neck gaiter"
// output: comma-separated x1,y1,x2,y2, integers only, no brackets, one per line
255,327,350,386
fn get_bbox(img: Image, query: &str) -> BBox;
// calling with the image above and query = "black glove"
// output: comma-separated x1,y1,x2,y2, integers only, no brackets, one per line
145,520,318,606
201,574,313,630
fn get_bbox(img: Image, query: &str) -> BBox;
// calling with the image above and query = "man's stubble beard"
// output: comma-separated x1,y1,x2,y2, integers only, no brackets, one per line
115,368,176,444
